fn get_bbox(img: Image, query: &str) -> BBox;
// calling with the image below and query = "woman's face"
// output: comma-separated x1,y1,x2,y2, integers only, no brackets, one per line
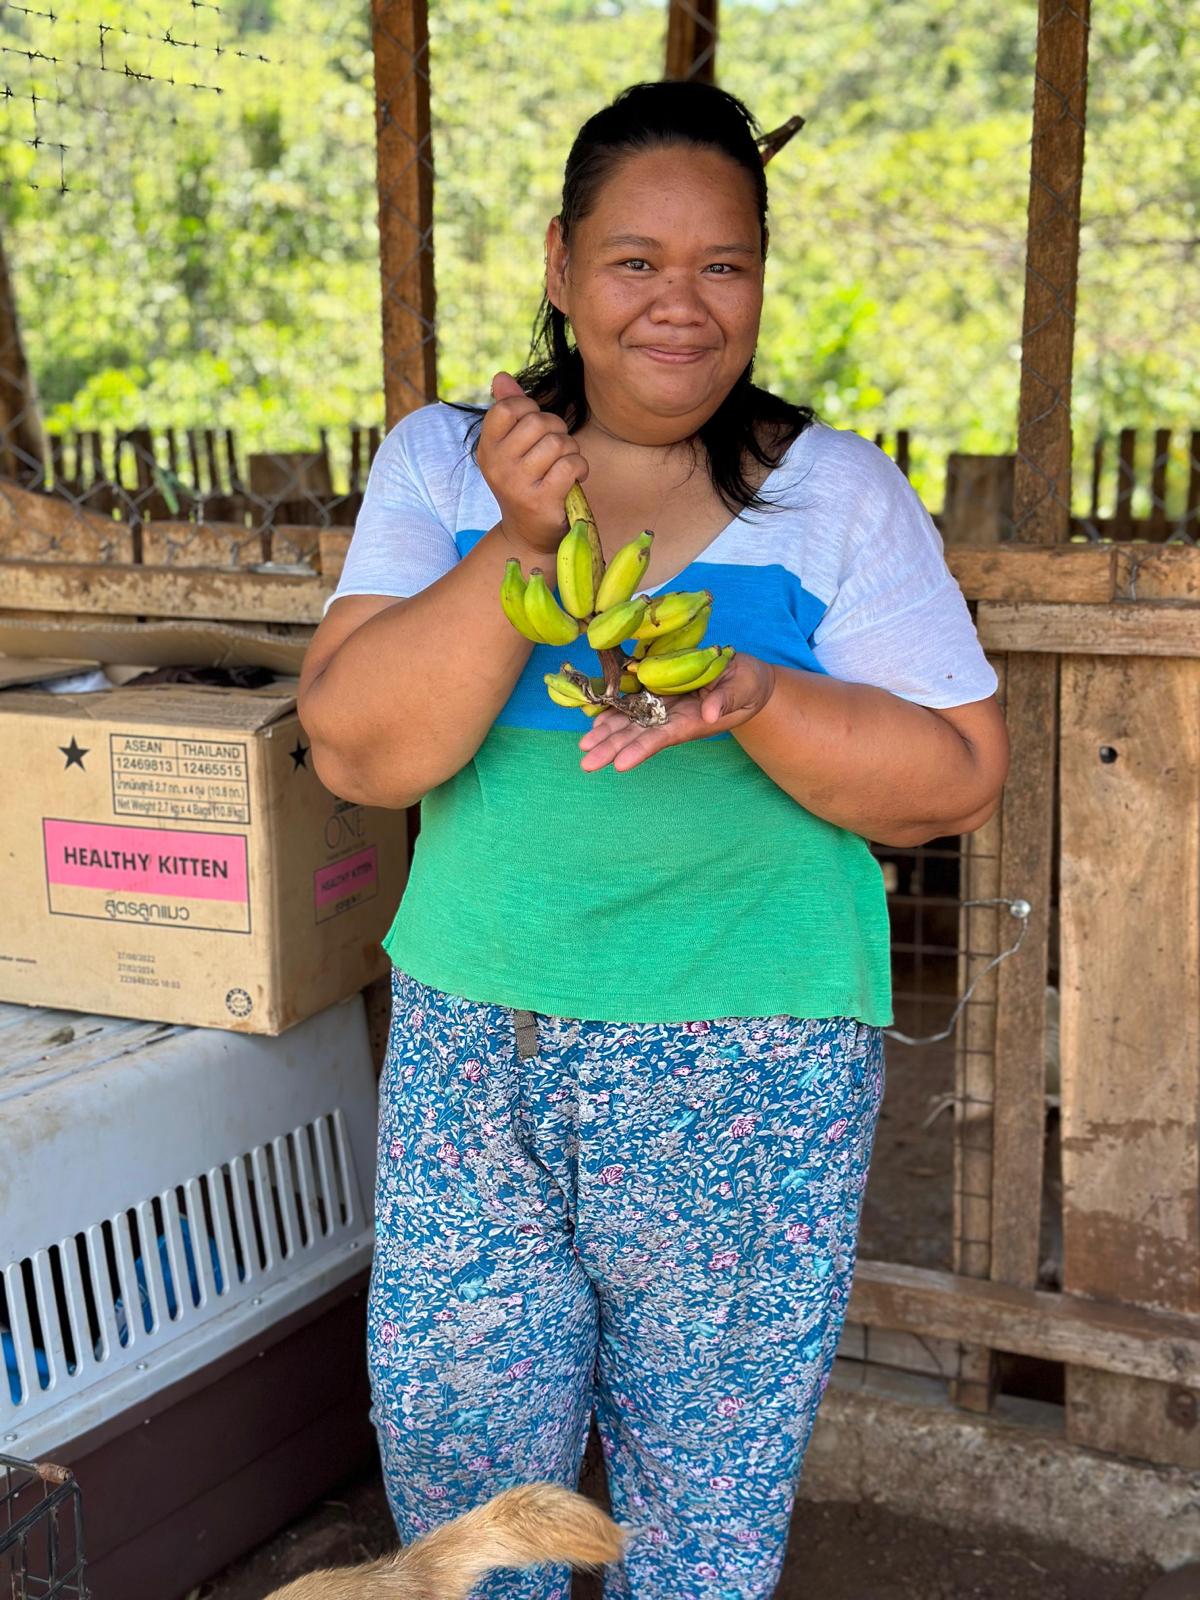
546,144,765,446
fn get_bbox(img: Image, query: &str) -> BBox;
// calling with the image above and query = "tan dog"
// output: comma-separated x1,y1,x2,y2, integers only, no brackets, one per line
263,1482,625,1600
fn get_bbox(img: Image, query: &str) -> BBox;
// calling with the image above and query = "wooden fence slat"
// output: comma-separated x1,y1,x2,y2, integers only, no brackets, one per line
0,558,330,622
1185,429,1200,542
1113,543,1200,602
952,727,1003,1411
989,651,1054,1290
1149,426,1172,537
1089,435,1104,521
1059,656,1200,1466
140,521,267,569
947,545,1116,602
1113,426,1137,538
0,479,135,563
977,600,1200,658
955,0,1092,1417
848,1259,1200,1386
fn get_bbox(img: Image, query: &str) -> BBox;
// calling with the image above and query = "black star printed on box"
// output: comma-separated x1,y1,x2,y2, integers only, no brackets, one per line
60,737,89,770
289,738,309,772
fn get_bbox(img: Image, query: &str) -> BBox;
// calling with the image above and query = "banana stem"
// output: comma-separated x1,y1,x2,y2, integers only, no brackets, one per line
598,647,625,702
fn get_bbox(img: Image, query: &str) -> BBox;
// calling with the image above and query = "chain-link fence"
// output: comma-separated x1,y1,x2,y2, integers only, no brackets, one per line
3,1,1193,559
0,0,382,559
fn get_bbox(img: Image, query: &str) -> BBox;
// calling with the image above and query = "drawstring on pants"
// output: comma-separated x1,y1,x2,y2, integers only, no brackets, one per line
512,1009,540,1060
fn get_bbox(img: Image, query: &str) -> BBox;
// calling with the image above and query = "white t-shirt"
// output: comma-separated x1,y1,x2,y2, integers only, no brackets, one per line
332,401,997,710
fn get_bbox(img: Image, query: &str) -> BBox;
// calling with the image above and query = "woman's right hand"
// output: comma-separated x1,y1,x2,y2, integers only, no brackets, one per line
478,371,589,557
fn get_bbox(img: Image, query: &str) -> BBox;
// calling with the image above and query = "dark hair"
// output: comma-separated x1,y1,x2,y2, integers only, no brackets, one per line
458,80,814,514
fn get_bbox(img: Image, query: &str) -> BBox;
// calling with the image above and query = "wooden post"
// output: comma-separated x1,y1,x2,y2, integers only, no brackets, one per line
952,0,1090,1412
1059,656,1200,1467
0,226,45,484
372,0,438,430
665,0,719,84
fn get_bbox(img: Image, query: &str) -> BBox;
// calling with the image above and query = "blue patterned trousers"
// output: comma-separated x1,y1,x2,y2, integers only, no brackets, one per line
367,971,884,1599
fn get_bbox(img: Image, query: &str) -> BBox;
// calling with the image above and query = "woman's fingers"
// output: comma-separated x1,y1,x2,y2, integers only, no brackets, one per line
490,370,525,402
478,378,589,550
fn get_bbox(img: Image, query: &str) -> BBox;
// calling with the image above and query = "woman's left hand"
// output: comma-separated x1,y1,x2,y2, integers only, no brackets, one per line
579,652,775,772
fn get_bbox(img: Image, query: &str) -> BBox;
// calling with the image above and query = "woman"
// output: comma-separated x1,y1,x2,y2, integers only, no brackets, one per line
299,80,1007,1600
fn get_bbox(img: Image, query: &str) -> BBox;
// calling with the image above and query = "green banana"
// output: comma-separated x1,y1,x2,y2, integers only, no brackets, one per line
635,643,725,693
556,520,596,619
500,558,548,644
643,600,711,657
524,569,582,646
619,669,641,693
587,596,648,651
631,589,712,642
594,531,653,612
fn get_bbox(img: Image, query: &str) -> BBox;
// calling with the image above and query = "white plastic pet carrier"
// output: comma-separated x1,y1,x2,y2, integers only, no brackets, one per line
0,995,378,1462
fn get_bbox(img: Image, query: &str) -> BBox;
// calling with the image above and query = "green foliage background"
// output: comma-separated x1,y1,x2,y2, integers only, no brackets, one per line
3,0,1196,508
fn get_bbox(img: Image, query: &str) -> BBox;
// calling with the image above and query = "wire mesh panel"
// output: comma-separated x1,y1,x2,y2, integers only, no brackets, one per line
1070,2,1199,544
0,0,382,555
0,1456,87,1600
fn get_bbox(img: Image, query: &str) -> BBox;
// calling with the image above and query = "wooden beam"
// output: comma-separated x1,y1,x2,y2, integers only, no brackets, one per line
319,528,351,582
1013,0,1089,543
977,601,1200,658
0,226,44,482
946,545,1115,603
665,0,719,83
1113,543,1200,603
0,560,331,624
953,0,1091,1414
372,0,438,429
848,1260,1200,1388
1059,656,1200,1467
0,477,135,563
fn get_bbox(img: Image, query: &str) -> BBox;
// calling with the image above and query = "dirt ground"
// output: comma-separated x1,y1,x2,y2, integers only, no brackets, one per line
200,987,1155,1599
197,1465,1161,1600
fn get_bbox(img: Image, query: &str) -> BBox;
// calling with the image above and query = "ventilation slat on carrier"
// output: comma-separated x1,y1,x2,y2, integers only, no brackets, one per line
331,1110,356,1229
3,1262,39,1406
30,1251,72,1394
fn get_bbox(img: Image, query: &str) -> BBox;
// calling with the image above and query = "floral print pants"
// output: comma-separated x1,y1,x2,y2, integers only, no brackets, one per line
368,970,884,1599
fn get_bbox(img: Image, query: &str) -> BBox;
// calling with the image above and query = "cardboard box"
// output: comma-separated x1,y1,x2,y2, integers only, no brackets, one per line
0,658,409,1033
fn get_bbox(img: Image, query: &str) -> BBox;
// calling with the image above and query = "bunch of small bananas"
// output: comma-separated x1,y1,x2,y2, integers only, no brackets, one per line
500,483,733,726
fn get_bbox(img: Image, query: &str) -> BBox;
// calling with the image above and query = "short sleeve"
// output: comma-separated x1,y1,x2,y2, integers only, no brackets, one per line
328,407,463,609
811,451,998,709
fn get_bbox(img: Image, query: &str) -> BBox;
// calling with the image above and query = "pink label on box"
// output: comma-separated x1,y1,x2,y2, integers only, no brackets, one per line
314,845,378,910
43,818,249,902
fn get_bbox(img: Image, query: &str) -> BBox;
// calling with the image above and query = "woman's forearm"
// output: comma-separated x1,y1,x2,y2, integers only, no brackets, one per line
734,665,1008,846
298,525,535,807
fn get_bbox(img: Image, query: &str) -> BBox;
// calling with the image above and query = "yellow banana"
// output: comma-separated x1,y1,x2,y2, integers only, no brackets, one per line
619,669,640,693
544,672,590,707
500,558,547,644
594,531,653,612
667,644,735,695
640,640,732,691
545,672,603,716
556,520,595,619
631,590,711,642
565,481,606,598
644,600,712,657
587,596,648,651
524,569,582,646
635,644,724,693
